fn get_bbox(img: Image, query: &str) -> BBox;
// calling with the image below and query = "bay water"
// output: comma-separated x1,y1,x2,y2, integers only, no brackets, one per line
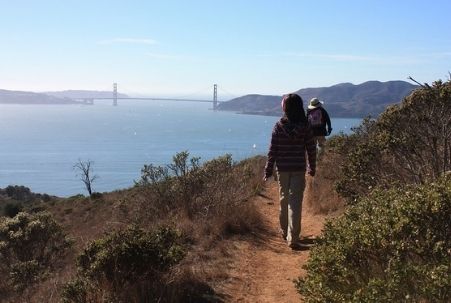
0,101,361,196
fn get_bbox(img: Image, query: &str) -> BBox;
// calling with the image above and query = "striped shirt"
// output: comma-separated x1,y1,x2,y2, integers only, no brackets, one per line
264,117,316,178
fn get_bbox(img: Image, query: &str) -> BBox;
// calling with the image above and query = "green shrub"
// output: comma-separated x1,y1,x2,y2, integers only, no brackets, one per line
4,185,33,201
296,176,451,302
2,202,23,217
41,193,52,202
9,260,41,290
62,226,185,303
0,212,71,295
332,80,451,202
0,186,53,206
61,278,90,303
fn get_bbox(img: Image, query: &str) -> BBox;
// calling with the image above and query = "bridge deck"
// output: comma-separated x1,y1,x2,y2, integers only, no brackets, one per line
80,97,215,103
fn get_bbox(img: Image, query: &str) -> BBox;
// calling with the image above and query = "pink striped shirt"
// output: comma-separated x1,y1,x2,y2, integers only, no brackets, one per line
264,118,316,178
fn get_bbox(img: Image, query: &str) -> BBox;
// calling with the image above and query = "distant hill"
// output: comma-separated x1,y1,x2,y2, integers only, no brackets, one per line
0,89,81,104
46,90,128,99
0,89,129,105
217,94,282,115
217,80,418,118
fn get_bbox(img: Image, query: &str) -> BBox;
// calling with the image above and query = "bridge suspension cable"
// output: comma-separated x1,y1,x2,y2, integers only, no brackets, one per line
104,83,235,109
169,85,213,100
217,87,239,101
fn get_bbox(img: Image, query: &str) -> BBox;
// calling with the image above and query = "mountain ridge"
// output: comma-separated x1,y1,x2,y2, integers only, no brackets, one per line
217,80,418,118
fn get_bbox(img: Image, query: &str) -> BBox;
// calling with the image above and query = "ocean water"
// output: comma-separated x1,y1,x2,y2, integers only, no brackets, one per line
0,101,361,196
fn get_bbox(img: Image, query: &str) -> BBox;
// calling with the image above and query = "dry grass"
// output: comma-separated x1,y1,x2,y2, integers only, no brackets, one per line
4,155,267,303
304,148,346,216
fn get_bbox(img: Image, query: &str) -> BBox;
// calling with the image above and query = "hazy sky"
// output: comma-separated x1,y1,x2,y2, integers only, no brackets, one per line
1,0,450,97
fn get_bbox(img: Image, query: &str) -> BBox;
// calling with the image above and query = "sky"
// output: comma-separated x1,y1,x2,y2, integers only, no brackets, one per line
1,0,450,98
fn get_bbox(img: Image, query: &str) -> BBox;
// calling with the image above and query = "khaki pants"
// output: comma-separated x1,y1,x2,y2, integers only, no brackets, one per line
315,136,326,149
276,171,306,245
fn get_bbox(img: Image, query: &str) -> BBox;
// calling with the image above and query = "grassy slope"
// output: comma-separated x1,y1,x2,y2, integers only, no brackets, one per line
2,150,347,302
6,156,267,302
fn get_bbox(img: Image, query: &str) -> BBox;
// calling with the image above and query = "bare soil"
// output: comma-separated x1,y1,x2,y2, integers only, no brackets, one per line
219,177,328,302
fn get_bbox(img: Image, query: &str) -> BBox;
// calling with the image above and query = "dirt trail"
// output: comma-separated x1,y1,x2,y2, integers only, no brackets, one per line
220,178,326,302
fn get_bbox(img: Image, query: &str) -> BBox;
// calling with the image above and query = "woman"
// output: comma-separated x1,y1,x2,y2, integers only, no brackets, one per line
264,93,316,250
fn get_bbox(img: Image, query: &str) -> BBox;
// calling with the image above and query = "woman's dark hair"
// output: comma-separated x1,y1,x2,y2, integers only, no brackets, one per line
282,93,307,124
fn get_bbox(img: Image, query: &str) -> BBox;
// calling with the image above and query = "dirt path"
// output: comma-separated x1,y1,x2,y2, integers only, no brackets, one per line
220,179,326,303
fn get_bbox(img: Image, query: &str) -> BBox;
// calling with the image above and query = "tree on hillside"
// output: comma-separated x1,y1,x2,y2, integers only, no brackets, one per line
74,159,98,196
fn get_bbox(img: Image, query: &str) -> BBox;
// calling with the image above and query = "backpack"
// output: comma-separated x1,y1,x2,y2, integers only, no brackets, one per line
308,108,324,127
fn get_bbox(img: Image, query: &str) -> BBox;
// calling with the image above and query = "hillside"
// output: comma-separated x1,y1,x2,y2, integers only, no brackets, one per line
0,155,275,302
0,158,338,303
217,80,417,118
0,89,129,104
0,89,81,104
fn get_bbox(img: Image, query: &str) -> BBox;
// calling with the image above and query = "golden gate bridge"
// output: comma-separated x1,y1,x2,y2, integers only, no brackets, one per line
77,83,222,110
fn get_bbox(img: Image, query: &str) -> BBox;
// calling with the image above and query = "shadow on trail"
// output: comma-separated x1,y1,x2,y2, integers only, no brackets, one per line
177,280,227,303
242,182,323,254
300,237,320,245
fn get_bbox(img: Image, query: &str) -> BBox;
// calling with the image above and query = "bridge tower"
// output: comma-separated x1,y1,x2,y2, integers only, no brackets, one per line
213,84,218,110
113,83,118,106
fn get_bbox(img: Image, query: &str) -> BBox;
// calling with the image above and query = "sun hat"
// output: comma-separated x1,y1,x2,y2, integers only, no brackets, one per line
308,97,324,109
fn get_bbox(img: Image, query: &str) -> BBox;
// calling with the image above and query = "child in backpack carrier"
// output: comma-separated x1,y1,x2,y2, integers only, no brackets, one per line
307,98,332,149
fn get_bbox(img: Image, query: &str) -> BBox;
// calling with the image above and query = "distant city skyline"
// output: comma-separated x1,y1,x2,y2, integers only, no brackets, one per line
1,0,450,97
